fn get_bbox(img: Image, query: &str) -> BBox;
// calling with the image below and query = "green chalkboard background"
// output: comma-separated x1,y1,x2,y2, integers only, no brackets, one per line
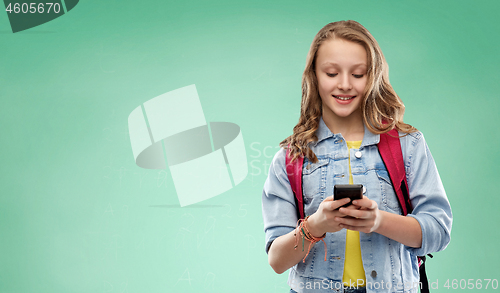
1,0,499,292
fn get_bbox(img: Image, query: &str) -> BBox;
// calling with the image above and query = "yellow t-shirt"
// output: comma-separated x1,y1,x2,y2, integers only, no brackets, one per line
342,140,366,287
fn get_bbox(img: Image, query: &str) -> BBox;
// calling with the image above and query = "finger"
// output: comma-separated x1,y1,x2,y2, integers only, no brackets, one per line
338,207,370,219
337,216,374,230
339,224,364,231
335,216,364,227
344,204,361,211
329,198,351,210
339,222,373,233
352,197,377,210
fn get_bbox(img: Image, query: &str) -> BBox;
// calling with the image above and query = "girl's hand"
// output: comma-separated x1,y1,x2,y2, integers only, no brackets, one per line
335,196,382,233
306,196,359,236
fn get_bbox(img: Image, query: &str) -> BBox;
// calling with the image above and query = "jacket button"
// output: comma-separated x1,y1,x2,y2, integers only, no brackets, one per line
371,270,377,278
355,151,362,158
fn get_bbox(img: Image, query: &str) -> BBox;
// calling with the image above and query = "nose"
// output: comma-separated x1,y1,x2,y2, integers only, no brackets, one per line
337,74,352,90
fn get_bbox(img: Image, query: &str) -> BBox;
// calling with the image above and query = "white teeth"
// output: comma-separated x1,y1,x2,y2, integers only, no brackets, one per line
334,96,354,101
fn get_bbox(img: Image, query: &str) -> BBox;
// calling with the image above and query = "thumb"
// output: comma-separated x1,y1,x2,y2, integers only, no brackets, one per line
329,198,351,210
322,195,334,202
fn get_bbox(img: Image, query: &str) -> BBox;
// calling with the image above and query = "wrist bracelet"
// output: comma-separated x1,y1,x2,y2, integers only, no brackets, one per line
294,216,327,262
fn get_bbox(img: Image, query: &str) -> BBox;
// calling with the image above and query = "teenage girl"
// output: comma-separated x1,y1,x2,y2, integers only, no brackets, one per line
262,20,452,293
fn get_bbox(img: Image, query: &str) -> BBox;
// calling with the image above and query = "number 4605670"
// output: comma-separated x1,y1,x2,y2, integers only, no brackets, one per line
5,3,62,14
443,279,498,290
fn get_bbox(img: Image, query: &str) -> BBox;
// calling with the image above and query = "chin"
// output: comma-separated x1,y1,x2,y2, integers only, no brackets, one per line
333,110,357,118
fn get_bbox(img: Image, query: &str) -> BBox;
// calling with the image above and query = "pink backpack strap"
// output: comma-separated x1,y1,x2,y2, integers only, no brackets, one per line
379,130,431,277
285,148,305,219
378,129,412,216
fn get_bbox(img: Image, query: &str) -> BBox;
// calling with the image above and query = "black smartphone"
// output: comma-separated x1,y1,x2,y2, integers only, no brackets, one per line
334,184,363,208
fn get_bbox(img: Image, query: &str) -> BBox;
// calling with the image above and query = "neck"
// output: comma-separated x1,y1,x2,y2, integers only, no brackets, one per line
322,110,364,141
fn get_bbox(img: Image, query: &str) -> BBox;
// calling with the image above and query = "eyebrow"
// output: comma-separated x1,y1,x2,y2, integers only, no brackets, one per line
320,62,367,68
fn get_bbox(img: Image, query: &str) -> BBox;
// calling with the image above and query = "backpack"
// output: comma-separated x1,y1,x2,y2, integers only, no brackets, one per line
285,129,431,293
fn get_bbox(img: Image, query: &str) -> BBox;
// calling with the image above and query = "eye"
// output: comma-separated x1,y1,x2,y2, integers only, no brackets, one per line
353,74,364,78
326,73,338,77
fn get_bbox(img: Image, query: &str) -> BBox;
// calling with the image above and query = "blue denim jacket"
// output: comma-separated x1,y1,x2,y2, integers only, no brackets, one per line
262,119,452,293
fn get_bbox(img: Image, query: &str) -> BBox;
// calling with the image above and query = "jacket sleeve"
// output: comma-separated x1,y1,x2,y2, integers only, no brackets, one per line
261,148,298,253
404,132,453,256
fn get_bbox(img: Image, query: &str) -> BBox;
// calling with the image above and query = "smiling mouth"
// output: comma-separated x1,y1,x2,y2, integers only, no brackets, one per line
333,95,355,101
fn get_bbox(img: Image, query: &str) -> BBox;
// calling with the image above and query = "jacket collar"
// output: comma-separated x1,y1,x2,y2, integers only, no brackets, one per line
315,117,336,144
314,117,380,147
361,123,380,147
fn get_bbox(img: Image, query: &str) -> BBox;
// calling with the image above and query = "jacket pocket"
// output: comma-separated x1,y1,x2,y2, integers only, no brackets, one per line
302,158,329,215
302,158,328,198
375,169,402,213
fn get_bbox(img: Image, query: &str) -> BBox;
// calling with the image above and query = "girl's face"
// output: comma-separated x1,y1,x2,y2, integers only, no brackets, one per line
315,38,368,123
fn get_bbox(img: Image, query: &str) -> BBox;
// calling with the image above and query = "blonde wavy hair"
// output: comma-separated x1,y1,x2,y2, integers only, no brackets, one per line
280,20,416,163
